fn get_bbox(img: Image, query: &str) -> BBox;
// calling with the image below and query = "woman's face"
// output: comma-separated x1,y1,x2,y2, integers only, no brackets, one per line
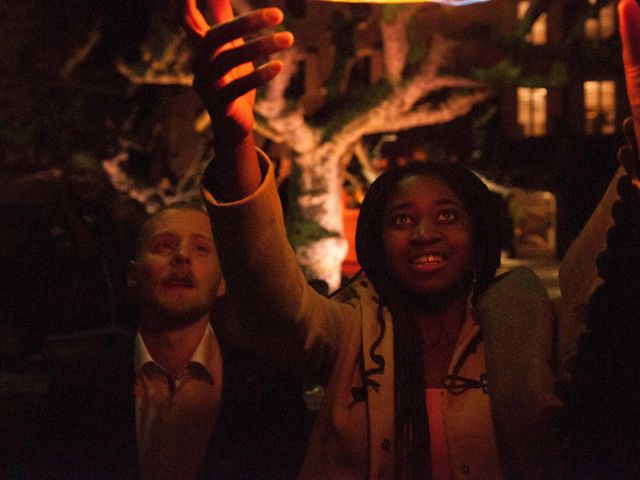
382,174,474,297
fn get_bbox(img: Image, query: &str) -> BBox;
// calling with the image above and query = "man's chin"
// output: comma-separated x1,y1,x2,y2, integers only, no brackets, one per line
149,303,210,329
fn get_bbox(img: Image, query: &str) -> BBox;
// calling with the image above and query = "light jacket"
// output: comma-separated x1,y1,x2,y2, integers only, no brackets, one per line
204,154,616,480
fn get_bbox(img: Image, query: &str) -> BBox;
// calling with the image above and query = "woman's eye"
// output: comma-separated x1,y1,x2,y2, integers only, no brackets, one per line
392,214,412,226
438,210,457,223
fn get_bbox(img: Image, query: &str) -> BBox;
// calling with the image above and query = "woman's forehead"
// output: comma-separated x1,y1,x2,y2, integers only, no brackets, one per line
387,173,464,206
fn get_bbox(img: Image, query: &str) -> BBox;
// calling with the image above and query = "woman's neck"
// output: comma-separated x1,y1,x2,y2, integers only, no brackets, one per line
413,296,468,388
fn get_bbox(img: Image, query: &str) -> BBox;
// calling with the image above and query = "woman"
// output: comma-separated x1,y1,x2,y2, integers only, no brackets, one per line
349,161,562,479
184,1,637,478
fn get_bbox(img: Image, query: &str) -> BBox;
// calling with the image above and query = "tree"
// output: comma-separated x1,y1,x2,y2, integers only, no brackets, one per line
115,0,494,289
4,0,621,289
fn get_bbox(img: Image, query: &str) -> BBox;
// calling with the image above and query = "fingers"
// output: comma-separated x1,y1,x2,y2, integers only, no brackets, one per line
619,146,640,188
183,0,236,35
619,0,640,75
200,8,284,53
619,0,640,159
184,0,210,40
196,31,293,86
623,116,636,149
185,4,289,83
620,117,640,182
182,0,293,146
184,2,284,46
200,60,283,107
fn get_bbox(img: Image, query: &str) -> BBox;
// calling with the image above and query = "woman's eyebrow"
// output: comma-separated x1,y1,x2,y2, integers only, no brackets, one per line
433,198,463,207
385,198,462,214
385,202,413,214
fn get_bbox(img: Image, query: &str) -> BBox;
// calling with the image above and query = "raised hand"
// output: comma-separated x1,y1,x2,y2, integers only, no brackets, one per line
183,0,294,152
619,0,640,183
618,117,640,186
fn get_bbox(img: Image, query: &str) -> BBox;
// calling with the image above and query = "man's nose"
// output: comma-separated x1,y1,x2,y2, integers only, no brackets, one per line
171,245,191,264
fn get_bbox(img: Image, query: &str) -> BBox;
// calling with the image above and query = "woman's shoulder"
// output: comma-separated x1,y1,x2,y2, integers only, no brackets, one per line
330,271,381,307
488,266,548,294
478,266,552,318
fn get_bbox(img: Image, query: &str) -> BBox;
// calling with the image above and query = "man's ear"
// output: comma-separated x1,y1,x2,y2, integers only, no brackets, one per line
216,276,226,297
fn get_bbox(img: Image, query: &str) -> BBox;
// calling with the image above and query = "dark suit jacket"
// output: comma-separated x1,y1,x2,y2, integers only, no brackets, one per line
33,318,310,479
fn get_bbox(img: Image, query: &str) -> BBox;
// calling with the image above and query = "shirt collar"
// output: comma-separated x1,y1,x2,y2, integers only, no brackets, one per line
134,323,218,379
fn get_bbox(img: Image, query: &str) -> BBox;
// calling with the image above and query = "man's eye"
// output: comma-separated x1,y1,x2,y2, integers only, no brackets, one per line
152,240,175,253
194,244,212,254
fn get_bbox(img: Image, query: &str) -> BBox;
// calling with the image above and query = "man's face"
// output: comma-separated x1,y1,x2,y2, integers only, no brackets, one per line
130,209,222,327
66,153,108,205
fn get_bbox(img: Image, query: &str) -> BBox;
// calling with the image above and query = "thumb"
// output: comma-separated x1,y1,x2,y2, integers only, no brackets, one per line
207,0,234,23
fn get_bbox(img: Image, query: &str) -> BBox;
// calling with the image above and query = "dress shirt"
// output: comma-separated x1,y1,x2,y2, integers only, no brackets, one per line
134,324,223,480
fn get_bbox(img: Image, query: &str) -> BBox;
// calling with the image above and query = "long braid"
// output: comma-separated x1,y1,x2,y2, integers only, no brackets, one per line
392,303,430,480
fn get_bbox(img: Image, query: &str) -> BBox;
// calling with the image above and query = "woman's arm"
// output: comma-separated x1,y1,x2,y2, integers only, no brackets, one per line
185,1,350,374
559,0,640,308
184,0,293,200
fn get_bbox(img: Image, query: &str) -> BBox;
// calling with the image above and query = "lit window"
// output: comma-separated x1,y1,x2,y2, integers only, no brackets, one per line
517,87,547,137
518,1,547,45
584,80,616,135
584,1,616,39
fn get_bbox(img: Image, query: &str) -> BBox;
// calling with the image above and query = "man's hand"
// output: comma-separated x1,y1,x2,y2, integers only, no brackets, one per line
183,0,294,153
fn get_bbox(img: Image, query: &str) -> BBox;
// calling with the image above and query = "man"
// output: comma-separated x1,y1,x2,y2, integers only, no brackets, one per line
128,202,225,480
40,202,309,480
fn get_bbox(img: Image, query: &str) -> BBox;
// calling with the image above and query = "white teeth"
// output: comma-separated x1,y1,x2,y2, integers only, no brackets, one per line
414,255,443,264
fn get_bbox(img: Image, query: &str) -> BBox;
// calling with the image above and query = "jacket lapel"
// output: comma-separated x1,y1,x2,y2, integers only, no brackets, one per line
359,282,396,479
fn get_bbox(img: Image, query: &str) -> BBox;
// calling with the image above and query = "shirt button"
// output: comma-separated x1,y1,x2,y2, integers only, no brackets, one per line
381,439,391,452
461,463,471,475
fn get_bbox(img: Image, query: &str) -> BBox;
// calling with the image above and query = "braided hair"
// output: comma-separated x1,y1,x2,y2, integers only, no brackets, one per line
355,161,503,479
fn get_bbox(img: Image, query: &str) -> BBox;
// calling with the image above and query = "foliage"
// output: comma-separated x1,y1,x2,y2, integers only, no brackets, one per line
468,1,620,91
1,0,162,167
381,4,405,23
312,81,393,142
284,166,340,249
471,59,568,88
323,9,359,101
403,18,428,78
